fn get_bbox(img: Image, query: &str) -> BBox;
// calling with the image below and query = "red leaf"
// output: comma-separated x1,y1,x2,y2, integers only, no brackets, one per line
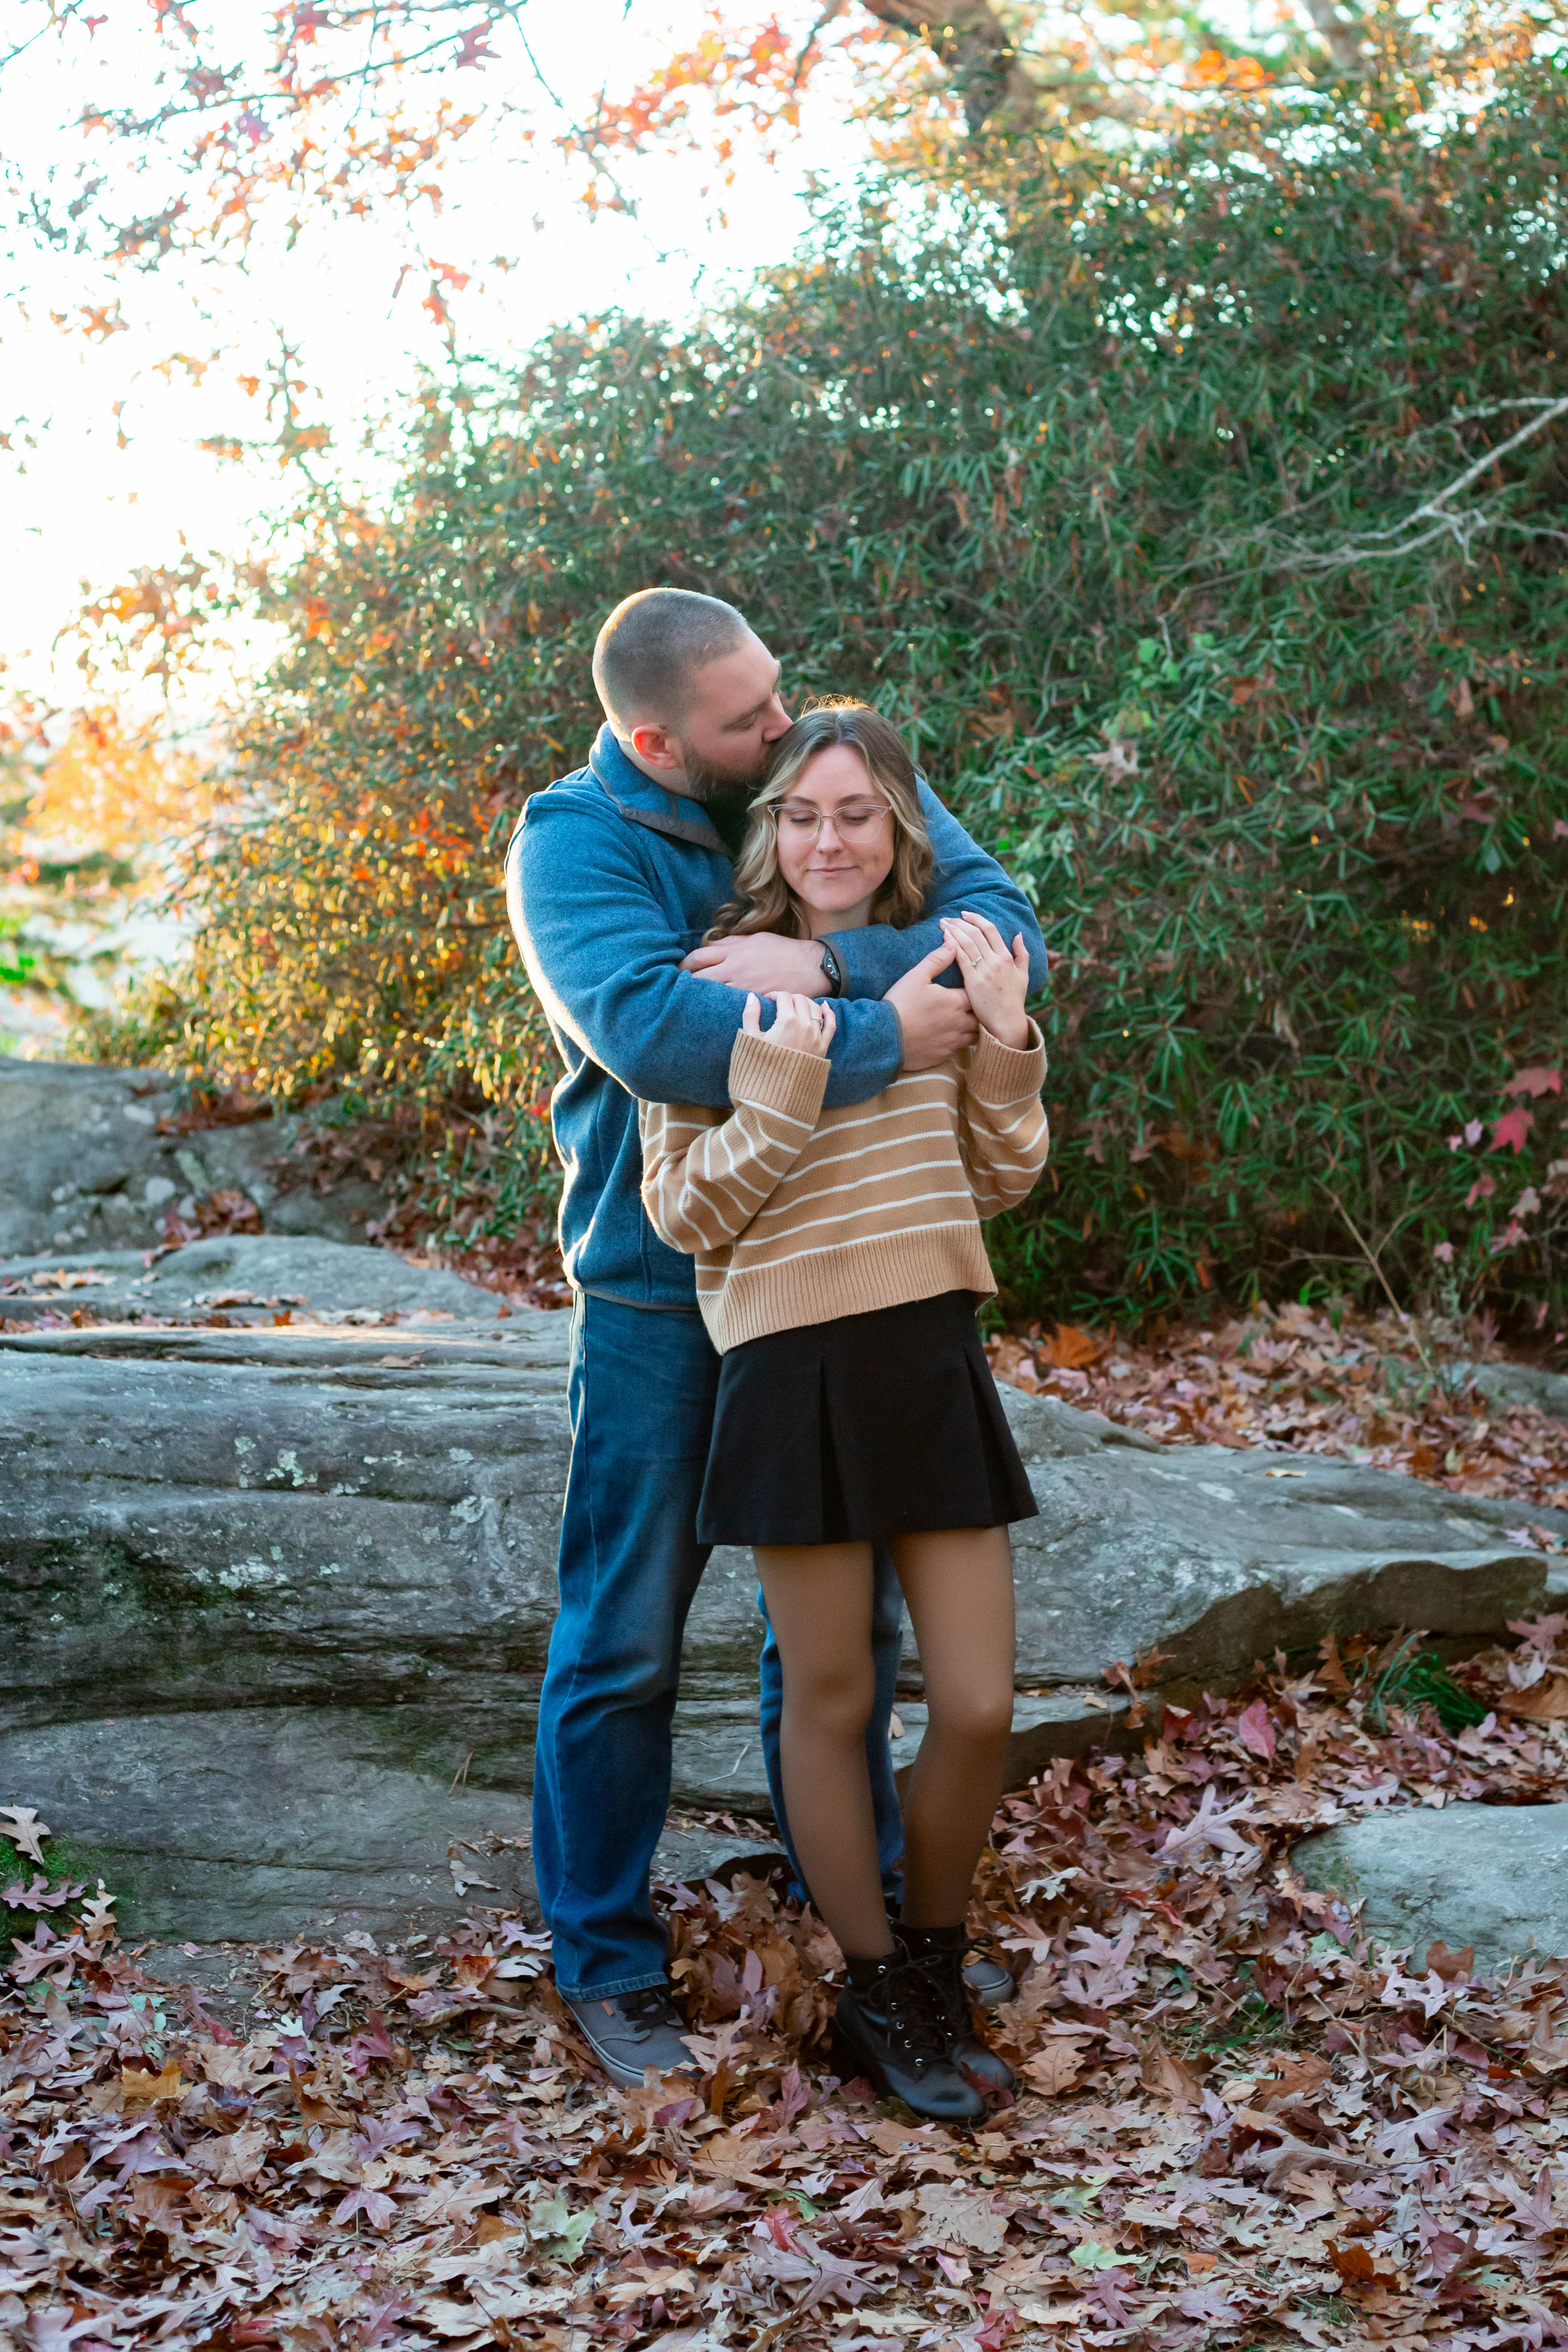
1502,1066,1561,1099
1236,1698,1276,1761
452,24,496,70
1489,1104,1534,1155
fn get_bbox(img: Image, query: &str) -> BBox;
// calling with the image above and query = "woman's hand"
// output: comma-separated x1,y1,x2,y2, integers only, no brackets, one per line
743,990,837,1059
938,913,1030,1049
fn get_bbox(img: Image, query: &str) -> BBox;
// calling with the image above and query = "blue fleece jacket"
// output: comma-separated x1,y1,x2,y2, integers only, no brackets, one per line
506,724,1048,1310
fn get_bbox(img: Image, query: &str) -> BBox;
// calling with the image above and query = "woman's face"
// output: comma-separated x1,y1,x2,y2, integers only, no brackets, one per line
773,743,896,931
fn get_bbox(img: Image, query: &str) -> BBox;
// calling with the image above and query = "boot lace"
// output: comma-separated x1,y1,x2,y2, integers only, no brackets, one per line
908,1944,972,2042
871,1956,953,2067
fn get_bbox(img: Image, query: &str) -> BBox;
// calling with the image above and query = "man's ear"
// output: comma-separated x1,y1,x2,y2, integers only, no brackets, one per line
628,720,683,775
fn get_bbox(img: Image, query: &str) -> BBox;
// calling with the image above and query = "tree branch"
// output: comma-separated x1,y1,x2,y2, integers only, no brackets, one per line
859,0,1039,135
1296,0,1364,77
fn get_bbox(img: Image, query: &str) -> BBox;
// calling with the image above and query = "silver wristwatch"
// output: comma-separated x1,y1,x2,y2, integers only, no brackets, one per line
818,940,844,995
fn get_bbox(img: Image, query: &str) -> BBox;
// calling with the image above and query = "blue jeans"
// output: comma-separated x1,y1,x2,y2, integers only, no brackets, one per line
533,1291,905,1998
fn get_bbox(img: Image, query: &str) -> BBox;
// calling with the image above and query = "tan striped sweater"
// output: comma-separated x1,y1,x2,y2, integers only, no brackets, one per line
638,1021,1049,1354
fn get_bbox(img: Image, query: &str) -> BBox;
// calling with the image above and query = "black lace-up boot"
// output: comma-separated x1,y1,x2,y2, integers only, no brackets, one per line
899,1923,1016,2094
829,1946,987,2124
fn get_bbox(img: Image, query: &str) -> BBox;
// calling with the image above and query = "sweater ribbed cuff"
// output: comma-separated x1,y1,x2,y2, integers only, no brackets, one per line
728,1028,831,1126
968,1018,1047,1105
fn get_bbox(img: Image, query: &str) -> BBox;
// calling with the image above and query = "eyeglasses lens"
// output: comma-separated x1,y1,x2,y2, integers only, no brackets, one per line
775,800,889,838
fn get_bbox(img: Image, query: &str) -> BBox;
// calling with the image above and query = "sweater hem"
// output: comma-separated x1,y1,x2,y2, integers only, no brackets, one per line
696,1227,997,1353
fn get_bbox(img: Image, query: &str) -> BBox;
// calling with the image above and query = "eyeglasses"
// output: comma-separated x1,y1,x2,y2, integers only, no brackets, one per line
771,798,892,840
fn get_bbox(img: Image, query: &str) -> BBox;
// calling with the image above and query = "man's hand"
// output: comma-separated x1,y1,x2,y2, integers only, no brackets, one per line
886,941,979,1071
682,932,829,995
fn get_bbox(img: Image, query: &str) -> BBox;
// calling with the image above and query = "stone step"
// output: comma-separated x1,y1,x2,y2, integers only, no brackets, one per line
4,1235,1562,1951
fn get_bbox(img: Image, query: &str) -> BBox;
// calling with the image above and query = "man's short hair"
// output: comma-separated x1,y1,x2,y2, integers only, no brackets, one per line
592,588,751,733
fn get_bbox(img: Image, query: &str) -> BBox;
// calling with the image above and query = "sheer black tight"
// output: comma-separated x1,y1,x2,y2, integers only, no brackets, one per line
753,1527,1015,1958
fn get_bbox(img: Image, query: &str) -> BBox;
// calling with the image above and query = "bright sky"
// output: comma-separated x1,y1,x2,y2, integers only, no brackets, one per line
0,1,865,727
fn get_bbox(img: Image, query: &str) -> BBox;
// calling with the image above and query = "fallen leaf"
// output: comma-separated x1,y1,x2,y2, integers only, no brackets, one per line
0,1805,50,1867
1024,2039,1088,2097
1140,2035,1204,2103
188,2124,271,2187
1261,2052,1332,2102
1330,2239,1402,2294
1070,2240,1126,2271
198,2038,270,2088
289,2063,357,2126
916,2180,1009,2254
130,2173,189,2233
1042,1323,1103,1370
1490,1104,1534,1155
867,2118,923,2155
1316,1634,1352,1697
689,2129,775,2186
120,2060,186,2104
1500,1673,1568,1720
1236,1698,1277,1762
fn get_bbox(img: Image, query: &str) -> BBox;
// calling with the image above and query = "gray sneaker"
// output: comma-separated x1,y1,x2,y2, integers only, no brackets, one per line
963,1952,1015,2010
563,1984,697,2087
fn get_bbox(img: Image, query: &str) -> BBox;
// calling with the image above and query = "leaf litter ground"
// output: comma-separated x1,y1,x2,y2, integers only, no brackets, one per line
4,1302,1568,2352
986,1300,1568,1539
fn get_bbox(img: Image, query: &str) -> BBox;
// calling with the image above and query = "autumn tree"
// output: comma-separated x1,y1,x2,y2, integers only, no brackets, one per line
3,0,1466,346
115,21,1568,1330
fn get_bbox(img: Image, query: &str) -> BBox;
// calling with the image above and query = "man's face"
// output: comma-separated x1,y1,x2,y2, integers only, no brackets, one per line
631,633,792,798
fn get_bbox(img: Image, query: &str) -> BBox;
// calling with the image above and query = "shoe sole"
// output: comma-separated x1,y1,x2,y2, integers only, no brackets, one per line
964,1967,1015,2011
578,2043,697,2089
563,2010,696,2090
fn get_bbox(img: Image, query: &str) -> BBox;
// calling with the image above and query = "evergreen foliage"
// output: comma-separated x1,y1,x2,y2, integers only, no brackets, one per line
159,50,1568,1327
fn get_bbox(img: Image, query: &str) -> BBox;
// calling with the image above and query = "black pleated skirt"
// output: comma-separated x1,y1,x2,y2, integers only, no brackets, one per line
696,1288,1039,1547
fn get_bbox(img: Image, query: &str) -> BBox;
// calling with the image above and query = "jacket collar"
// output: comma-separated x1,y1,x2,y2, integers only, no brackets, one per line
588,724,726,852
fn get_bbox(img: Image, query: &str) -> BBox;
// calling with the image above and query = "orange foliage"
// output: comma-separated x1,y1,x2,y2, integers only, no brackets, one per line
28,709,214,862
1189,46,1271,88
571,5,910,182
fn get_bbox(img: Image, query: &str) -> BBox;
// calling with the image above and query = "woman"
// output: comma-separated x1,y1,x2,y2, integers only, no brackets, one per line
639,702,1049,2124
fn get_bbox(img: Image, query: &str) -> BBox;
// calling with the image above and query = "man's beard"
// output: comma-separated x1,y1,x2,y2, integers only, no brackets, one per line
678,743,766,852
679,742,768,803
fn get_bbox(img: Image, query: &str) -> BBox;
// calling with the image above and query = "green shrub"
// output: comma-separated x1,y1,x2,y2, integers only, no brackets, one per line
163,48,1568,1327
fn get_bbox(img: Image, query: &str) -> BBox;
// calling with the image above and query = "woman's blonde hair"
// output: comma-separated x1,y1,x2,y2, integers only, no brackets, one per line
706,701,933,942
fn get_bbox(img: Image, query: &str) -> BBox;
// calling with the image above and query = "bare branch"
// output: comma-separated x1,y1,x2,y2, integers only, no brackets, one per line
1296,0,1365,77
859,0,1040,134
1219,396,1568,576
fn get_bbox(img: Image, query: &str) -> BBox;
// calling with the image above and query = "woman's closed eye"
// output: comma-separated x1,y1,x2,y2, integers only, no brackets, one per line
777,799,890,837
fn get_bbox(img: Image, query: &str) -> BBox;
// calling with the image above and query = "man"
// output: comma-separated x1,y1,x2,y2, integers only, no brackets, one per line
506,587,1047,2084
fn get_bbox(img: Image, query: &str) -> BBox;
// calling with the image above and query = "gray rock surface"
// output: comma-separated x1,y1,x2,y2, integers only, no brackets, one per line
1292,1803,1568,1972
1,1232,507,1325
1378,1351,1568,1424
888,1691,1136,1793
0,1708,781,1946
0,1057,386,1255
1461,1359,1568,1422
1004,1412,1557,1692
3,1237,1563,1946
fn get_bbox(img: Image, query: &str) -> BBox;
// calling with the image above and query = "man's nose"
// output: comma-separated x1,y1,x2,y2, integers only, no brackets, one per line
760,694,792,742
